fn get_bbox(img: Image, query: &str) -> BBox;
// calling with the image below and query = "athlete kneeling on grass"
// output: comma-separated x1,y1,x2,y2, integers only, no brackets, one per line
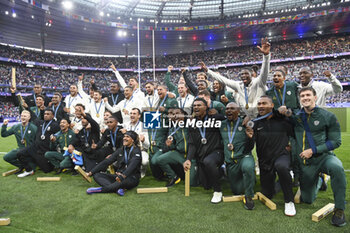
86,131,142,196
280,87,346,227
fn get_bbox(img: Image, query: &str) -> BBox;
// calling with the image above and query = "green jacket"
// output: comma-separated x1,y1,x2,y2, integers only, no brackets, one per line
214,90,235,106
29,106,44,120
164,72,179,97
220,118,254,163
148,127,167,155
266,81,300,115
50,129,76,152
159,95,178,115
163,127,188,157
210,101,226,116
1,123,37,148
293,107,341,164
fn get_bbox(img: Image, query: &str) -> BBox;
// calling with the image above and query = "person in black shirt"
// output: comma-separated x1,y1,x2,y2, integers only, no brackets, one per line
183,98,225,204
17,108,60,176
87,115,124,171
246,95,296,216
86,131,142,195
69,105,100,171
11,84,50,109
49,92,68,122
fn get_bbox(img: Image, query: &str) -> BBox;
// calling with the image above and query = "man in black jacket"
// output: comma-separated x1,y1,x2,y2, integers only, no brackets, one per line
246,95,295,216
11,84,50,109
86,131,142,195
17,108,60,176
68,105,100,171
183,98,225,204
87,115,124,171
49,92,68,122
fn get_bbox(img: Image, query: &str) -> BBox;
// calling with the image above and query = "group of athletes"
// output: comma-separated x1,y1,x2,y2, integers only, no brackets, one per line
1,38,346,227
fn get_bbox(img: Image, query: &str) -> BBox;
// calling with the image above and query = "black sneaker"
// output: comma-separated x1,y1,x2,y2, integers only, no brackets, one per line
243,196,255,210
55,168,63,175
14,167,24,175
71,170,78,176
166,176,181,187
331,208,346,227
319,173,328,191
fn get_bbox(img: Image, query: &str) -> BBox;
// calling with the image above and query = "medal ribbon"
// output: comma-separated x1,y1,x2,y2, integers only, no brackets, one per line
227,118,240,144
20,124,29,142
273,83,287,106
41,120,53,137
198,116,208,140
110,127,119,148
124,146,134,164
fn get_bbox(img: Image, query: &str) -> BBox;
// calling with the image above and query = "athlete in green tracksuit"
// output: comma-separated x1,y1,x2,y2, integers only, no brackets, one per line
148,85,178,179
266,70,301,184
45,118,76,171
220,102,255,209
1,110,37,171
155,108,198,187
287,87,346,227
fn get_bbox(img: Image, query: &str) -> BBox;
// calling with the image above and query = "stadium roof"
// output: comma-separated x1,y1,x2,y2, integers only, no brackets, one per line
0,0,349,55
62,0,333,22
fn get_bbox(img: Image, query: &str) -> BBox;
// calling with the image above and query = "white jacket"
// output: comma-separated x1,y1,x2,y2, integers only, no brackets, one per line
207,54,270,117
298,74,343,107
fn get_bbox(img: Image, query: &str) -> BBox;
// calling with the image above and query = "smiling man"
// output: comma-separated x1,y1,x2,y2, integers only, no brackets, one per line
105,86,139,126
220,102,255,210
45,118,76,174
1,110,37,173
86,131,142,196
110,63,145,99
266,70,300,114
183,98,225,203
247,96,295,216
291,87,346,227
64,84,86,120
203,38,271,117
50,92,67,122
298,67,342,107
266,69,301,185
16,109,60,176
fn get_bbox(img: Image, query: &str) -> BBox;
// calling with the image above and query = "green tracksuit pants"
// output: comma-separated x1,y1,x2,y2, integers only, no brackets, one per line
3,149,36,170
45,151,74,169
300,154,346,210
227,155,256,197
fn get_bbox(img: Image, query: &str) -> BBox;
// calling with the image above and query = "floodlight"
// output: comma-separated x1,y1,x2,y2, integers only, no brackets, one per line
62,1,73,10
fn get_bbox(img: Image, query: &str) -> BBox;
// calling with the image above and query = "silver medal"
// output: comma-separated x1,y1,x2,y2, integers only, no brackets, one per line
201,138,207,144
247,121,254,128
41,135,46,140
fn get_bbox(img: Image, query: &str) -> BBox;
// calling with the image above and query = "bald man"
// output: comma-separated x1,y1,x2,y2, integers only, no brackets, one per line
220,102,255,210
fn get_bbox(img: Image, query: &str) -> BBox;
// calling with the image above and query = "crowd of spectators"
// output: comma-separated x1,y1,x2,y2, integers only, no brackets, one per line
326,90,350,106
1,34,350,120
1,34,349,69
1,57,349,93
0,101,20,121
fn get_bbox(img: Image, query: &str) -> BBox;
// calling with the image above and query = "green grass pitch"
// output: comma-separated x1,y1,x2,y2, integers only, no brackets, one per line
0,132,349,233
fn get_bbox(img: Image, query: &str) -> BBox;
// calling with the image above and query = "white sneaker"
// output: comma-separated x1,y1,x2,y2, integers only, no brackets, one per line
211,192,223,204
17,170,34,178
284,202,296,216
